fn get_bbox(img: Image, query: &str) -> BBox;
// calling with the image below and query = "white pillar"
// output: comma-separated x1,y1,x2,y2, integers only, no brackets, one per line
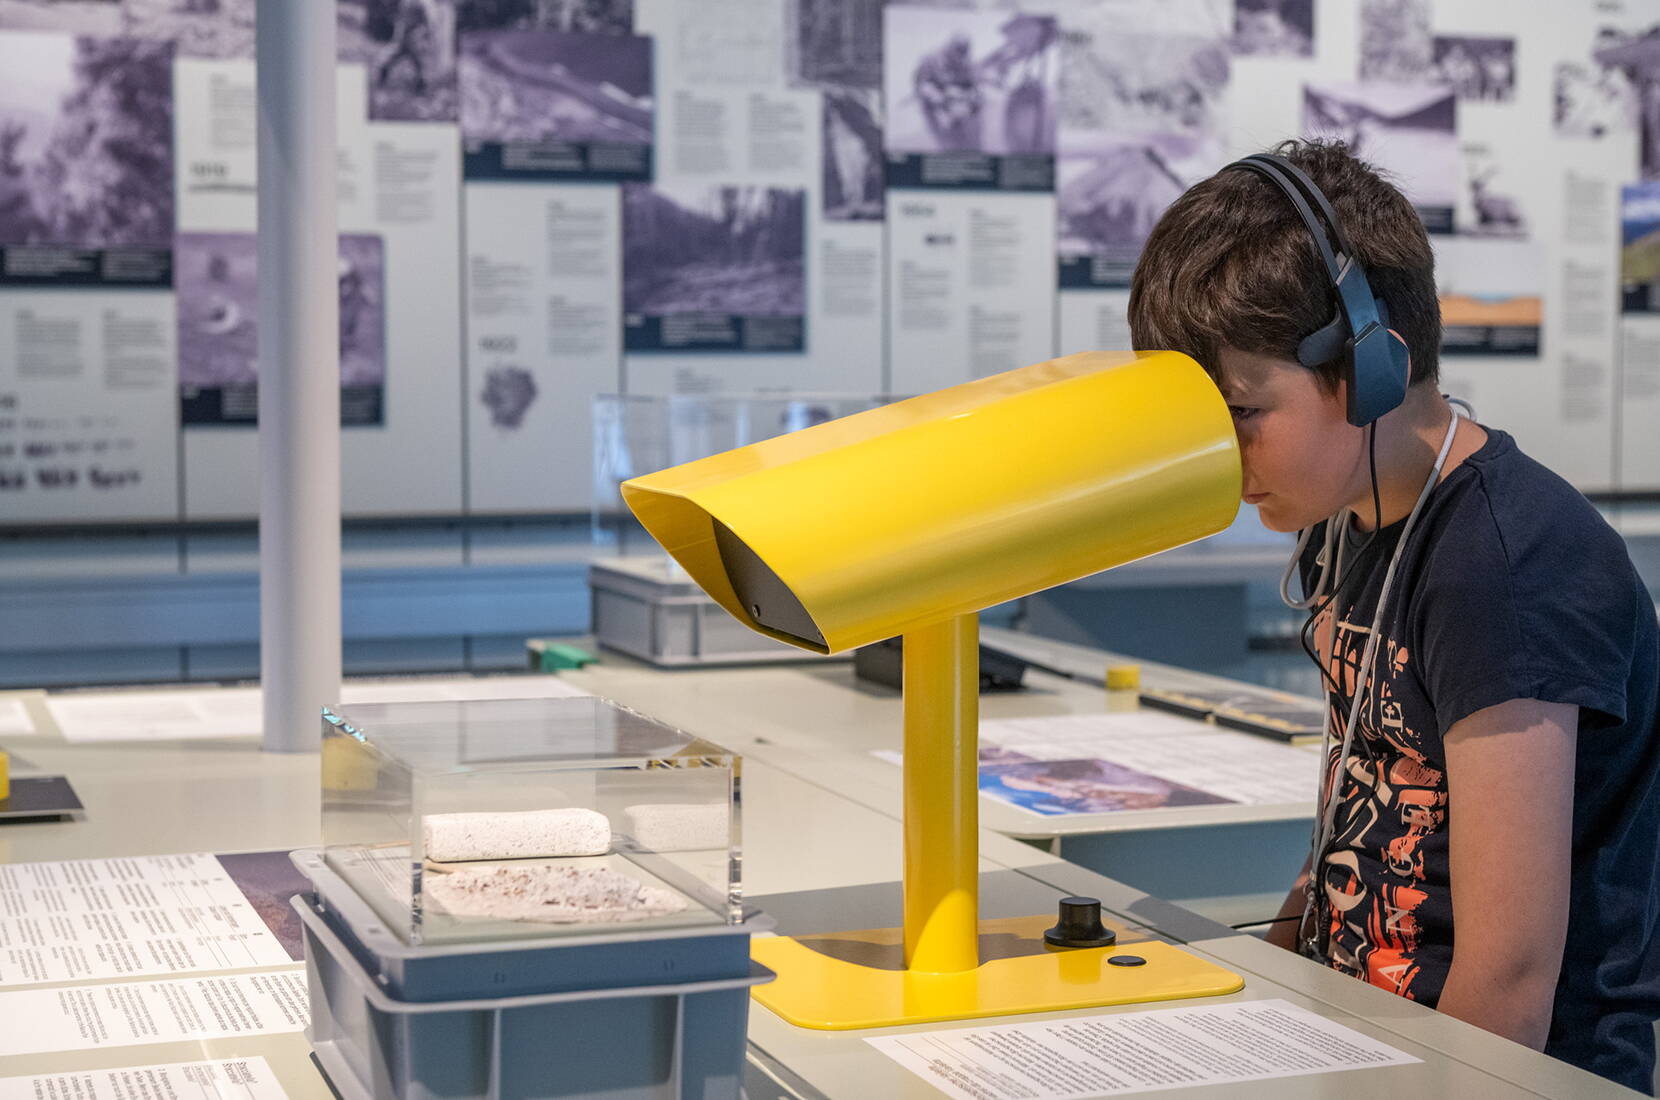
257,2,340,753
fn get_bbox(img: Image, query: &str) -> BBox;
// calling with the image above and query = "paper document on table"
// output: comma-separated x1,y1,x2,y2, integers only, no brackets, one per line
0,1057,289,1099
46,677,591,741
46,689,264,741
0,698,32,736
0,853,296,986
980,712,1319,807
0,969,307,1056
869,998,1420,1099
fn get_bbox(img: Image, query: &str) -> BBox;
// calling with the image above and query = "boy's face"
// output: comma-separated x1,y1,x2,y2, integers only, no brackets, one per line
1214,346,1368,532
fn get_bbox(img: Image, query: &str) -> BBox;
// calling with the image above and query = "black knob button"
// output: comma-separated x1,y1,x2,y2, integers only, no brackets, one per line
1044,895,1117,948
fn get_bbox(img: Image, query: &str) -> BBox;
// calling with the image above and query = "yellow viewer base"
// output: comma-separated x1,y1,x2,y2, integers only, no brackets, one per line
750,915,1244,1031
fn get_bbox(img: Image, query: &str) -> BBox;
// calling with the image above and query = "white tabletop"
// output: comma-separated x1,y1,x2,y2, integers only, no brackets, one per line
0,670,1639,1098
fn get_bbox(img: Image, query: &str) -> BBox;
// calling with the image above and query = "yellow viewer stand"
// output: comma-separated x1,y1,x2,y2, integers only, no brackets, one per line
622,350,1247,1029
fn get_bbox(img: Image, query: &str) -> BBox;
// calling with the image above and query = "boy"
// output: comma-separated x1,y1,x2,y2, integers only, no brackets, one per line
1129,139,1660,1092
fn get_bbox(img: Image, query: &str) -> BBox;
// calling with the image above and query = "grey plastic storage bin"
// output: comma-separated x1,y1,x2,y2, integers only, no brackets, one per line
290,850,774,1099
588,557,848,667
296,896,773,1100
291,848,765,1003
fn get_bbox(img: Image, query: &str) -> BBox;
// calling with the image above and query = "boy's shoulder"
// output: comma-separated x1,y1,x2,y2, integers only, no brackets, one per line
1409,427,1654,732
1429,427,1629,571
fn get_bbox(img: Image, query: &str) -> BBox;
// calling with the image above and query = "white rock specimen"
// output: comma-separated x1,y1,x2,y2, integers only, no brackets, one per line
422,808,610,862
624,803,728,852
424,864,687,923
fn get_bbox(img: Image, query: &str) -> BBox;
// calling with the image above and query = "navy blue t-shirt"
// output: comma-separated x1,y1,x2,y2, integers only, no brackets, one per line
1299,427,1660,1092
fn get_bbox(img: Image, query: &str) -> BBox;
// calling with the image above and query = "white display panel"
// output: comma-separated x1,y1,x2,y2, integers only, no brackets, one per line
180,64,465,518
1057,289,1130,359
1052,0,1232,364
623,0,882,397
1621,317,1660,487
886,189,1057,394
3,0,1658,528
0,289,180,522
464,182,621,513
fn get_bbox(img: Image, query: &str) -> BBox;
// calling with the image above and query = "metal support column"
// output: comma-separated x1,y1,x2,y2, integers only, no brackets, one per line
257,2,340,752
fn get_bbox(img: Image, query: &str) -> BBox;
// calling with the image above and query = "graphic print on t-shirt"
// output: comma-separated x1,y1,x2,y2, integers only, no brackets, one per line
1313,600,1451,1003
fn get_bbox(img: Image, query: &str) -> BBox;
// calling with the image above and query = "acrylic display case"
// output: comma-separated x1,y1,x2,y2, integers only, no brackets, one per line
320,695,740,946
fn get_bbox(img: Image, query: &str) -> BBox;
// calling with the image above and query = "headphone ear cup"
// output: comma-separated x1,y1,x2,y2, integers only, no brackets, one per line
1375,295,1411,387
1346,324,1408,426
1342,338,1363,426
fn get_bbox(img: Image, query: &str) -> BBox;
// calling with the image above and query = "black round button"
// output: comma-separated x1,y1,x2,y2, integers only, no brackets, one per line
1107,954,1146,967
1044,895,1117,948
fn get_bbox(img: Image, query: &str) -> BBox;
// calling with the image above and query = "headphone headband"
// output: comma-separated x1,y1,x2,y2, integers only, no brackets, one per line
1221,151,1409,427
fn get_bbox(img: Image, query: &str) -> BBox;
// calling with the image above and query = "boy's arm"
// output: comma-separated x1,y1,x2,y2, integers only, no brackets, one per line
1264,855,1312,951
1436,697,1576,1050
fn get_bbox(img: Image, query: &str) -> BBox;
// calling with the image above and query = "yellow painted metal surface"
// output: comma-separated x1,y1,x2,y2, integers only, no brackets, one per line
624,350,1246,1027
751,923,1245,1031
0,749,8,802
620,351,1241,655
902,614,979,973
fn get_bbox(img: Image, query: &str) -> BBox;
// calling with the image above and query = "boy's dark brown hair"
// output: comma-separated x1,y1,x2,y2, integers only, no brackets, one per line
1128,138,1441,390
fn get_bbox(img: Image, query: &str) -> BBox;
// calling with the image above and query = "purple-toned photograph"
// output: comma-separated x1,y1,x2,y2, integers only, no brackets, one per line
1588,24,1660,177
338,0,458,123
0,1,118,34
977,744,1036,767
1459,143,1526,239
176,231,257,387
1232,0,1312,59
1553,58,1637,139
885,5,1058,157
457,0,631,35
1304,81,1457,232
979,757,1233,816
337,234,386,385
622,183,804,317
788,0,882,91
215,850,310,962
1058,16,1228,157
122,0,254,60
480,364,538,429
1358,0,1431,83
1432,35,1514,103
459,27,650,144
176,232,387,390
0,33,173,248
823,88,882,221
1058,137,1204,286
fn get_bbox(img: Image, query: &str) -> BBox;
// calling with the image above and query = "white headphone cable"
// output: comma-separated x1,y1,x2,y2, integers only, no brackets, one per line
1299,402,1467,960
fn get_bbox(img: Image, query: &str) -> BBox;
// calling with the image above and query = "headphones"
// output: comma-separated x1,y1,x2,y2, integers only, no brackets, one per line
1223,153,1410,427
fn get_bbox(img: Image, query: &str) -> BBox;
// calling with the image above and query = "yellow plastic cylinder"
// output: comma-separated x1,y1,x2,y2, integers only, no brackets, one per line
1106,664,1141,691
621,351,1241,655
902,614,980,974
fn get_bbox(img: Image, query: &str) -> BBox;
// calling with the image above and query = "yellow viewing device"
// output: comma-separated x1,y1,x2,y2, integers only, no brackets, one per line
623,350,1246,1029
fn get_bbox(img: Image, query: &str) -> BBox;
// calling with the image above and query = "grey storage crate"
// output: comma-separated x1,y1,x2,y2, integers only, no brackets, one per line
290,849,774,1099
588,557,847,667
297,899,771,1100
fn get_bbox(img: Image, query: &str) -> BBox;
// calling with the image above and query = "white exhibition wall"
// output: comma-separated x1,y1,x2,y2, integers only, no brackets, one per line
2,0,1657,528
